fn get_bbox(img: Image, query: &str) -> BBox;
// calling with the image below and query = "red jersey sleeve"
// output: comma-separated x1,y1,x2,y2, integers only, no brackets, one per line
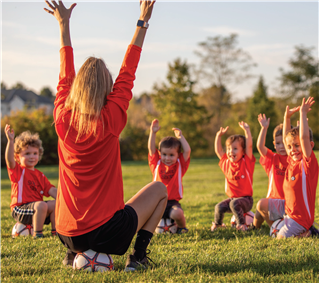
7,163,21,183
179,153,190,176
54,46,75,123
259,148,274,175
303,151,319,176
39,171,55,198
148,151,160,174
218,153,228,173
104,45,142,137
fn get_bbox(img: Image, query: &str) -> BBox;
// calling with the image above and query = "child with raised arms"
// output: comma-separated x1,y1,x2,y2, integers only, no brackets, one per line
212,121,255,231
250,115,288,230
275,97,318,238
148,119,191,234
44,0,168,272
5,125,57,238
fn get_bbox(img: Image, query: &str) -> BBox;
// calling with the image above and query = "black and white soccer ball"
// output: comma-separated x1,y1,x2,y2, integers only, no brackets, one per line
270,218,285,238
230,211,254,228
155,218,178,234
12,223,34,238
73,249,114,272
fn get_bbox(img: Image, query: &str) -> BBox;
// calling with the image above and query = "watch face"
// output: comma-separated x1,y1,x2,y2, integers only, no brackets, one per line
137,20,148,28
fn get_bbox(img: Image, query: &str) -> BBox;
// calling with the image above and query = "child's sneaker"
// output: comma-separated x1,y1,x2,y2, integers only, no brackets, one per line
177,227,188,234
62,249,77,266
51,230,57,236
124,250,154,272
211,222,226,232
33,232,44,239
246,223,257,231
236,224,247,231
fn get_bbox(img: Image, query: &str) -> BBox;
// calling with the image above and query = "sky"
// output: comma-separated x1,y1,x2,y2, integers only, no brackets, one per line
1,0,318,101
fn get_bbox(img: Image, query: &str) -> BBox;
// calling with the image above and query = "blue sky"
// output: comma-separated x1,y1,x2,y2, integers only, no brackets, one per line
1,1,318,100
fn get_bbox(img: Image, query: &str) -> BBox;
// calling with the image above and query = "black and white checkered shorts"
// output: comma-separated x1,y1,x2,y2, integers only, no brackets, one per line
12,202,50,225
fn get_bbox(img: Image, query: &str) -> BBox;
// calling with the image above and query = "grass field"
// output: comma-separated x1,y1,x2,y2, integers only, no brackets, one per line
1,154,319,282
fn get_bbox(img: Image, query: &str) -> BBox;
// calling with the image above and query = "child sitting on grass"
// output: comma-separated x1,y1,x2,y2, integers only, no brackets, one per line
212,121,255,231
148,119,191,234
274,97,318,238
5,125,57,239
250,115,288,230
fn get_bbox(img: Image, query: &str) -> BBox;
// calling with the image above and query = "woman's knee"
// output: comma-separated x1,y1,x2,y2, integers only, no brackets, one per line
151,181,168,199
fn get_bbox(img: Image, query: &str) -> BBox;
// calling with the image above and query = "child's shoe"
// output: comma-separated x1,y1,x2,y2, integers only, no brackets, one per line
247,223,257,231
62,249,77,266
33,232,44,239
211,222,226,232
124,250,154,272
177,227,188,234
51,230,57,236
236,224,247,231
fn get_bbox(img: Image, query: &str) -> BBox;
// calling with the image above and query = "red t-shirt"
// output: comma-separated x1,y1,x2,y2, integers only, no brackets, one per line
283,151,319,229
259,149,288,200
54,45,141,237
148,151,190,201
219,153,256,198
8,163,53,210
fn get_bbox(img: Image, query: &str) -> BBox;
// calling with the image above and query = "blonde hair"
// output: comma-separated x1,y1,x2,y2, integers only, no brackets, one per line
14,131,44,163
65,57,113,142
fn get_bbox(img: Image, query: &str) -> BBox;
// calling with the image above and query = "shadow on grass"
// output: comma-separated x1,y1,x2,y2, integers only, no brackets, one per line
185,256,319,276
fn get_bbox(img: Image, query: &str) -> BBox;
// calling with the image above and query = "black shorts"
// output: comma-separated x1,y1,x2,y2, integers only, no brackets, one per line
12,202,51,226
162,200,182,219
58,205,138,255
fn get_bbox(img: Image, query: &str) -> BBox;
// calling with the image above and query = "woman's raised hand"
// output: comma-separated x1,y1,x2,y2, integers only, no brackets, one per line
44,1,76,23
139,0,156,22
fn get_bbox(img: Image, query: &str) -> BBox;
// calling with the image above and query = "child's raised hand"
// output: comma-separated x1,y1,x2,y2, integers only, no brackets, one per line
5,124,15,142
44,1,77,23
284,105,300,119
258,114,270,129
239,121,250,131
172,128,182,139
150,119,160,133
300,97,315,115
217,126,229,136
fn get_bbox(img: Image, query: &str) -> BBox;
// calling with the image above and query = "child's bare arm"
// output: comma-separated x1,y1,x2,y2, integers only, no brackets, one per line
148,119,160,156
44,1,76,48
239,121,253,159
257,114,270,157
283,105,300,154
48,187,57,199
215,127,228,159
172,128,191,162
5,124,16,169
300,97,315,159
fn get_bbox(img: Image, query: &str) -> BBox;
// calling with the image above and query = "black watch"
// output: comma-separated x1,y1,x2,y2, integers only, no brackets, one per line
137,20,149,29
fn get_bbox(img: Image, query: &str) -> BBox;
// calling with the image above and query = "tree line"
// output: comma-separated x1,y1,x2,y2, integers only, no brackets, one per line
1,34,318,165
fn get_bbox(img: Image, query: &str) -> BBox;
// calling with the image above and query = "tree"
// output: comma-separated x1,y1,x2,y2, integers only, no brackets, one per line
12,82,27,90
246,76,278,151
152,58,210,156
279,45,319,100
1,81,7,90
40,87,54,101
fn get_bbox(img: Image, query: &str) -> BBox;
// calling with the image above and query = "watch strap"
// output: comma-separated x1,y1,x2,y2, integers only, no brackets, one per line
137,20,149,29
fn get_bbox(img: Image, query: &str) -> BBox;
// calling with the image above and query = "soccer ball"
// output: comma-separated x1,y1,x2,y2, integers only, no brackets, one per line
12,223,34,238
155,218,178,234
270,218,285,238
73,249,114,272
230,211,254,228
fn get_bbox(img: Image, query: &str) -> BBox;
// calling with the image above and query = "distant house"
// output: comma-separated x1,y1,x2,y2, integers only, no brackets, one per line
1,89,54,117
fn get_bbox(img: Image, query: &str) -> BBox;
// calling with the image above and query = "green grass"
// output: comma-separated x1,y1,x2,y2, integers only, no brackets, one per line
1,153,319,282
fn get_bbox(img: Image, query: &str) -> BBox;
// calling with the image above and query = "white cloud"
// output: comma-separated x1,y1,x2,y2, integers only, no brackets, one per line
203,26,256,37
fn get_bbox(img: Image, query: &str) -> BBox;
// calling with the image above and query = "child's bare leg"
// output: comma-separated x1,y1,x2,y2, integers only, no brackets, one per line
256,198,273,227
170,206,186,228
126,181,167,233
33,201,48,234
253,204,264,229
46,200,56,230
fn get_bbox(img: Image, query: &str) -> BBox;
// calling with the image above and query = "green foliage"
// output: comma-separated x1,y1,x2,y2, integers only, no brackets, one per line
1,109,58,166
11,82,27,90
40,87,54,101
152,58,210,156
1,155,319,282
1,81,7,90
247,77,278,152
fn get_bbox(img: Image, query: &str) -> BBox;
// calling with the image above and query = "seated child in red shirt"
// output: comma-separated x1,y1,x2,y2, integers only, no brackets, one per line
212,121,256,231
275,97,319,238
251,115,288,230
5,125,57,238
148,119,191,234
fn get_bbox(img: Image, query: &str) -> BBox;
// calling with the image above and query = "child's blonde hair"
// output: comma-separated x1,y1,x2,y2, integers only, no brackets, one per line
65,57,113,142
226,135,246,150
286,126,314,142
14,131,44,162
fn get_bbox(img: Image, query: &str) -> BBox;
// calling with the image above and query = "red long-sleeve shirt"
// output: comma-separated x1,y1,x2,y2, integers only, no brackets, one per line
54,45,141,237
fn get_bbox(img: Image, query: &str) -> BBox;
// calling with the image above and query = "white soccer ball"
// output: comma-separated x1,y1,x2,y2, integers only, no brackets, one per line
230,211,254,228
155,218,178,234
270,218,285,238
12,223,34,238
73,249,114,272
